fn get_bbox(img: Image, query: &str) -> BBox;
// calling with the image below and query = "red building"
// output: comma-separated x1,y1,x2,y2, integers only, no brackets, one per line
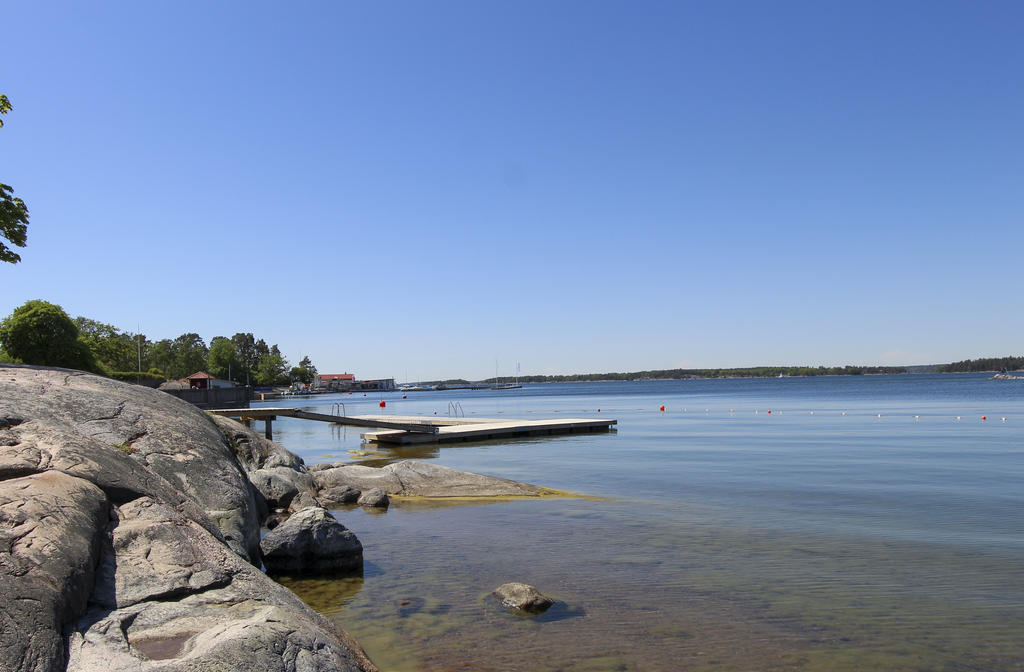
317,373,356,390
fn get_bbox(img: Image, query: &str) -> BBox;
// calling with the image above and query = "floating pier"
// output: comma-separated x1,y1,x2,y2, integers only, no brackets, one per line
362,415,617,445
207,407,616,444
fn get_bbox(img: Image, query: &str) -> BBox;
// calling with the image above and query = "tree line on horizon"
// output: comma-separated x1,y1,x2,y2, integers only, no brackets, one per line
482,365,909,384
0,299,318,387
936,356,1024,373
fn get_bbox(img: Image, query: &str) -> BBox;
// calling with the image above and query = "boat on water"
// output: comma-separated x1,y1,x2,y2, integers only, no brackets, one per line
490,383,522,390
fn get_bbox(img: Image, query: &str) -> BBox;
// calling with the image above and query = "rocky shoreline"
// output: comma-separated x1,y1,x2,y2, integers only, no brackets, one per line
0,365,558,672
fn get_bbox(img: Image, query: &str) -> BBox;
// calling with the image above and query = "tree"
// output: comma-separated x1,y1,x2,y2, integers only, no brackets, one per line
170,333,208,379
289,355,317,385
254,350,289,386
0,300,98,371
147,339,175,378
0,95,29,264
208,336,241,382
231,333,258,385
75,317,137,372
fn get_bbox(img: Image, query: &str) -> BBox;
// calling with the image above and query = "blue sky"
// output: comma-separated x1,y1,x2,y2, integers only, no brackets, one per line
2,1,1022,380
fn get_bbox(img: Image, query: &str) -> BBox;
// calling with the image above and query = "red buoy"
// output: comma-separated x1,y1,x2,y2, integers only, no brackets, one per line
659,405,666,412
379,400,386,408
982,415,987,421
767,410,772,414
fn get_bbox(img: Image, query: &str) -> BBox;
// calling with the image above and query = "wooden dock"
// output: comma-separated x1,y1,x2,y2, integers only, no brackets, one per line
362,415,617,445
207,408,616,444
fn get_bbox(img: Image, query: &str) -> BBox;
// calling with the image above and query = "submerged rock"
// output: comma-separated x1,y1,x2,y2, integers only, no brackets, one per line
260,506,363,575
493,583,555,614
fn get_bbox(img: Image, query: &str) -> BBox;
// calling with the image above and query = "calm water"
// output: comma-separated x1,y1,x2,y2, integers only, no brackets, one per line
261,375,1024,671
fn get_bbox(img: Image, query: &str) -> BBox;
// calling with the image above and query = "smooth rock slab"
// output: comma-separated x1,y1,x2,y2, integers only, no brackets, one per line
313,460,550,498
492,583,555,614
261,507,363,575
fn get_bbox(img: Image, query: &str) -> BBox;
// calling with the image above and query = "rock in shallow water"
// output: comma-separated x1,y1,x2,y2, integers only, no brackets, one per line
357,488,389,509
260,506,363,575
492,582,555,614
320,484,361,506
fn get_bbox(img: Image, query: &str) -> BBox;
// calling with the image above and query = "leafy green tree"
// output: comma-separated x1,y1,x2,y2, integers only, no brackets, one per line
231,332,258,385
1,94,30,264
0,300,98,371
170,333,208,379
254,350,289,386
208,336,241,382
147,339,175,377
289,354,317,385
75,317,137,372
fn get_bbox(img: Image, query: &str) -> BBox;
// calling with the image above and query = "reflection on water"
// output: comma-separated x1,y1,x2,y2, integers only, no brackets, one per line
267,377,1024,671
344,443,441,468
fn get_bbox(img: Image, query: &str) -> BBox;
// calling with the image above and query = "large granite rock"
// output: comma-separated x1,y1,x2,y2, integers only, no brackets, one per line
0,471,107,672
0,365,261,561
312,460,551,498
261,507,363,575
210,414,305,472
0,365,377,672
67,498,374,672
211,415,320,514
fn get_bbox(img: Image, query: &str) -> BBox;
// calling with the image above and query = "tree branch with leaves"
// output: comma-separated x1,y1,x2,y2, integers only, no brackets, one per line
0,94,30,264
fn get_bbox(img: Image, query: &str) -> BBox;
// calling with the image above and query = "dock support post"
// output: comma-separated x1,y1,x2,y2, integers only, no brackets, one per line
265,418,273,440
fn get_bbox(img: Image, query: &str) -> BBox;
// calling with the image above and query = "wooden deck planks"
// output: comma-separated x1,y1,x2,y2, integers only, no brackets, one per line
362,416,617,444
207,408,616,445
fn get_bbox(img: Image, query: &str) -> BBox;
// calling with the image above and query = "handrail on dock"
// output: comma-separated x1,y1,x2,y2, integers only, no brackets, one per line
447,401,465,418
